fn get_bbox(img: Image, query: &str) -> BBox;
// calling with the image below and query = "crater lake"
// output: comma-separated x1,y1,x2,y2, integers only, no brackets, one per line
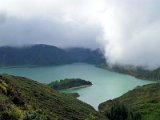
0,63,153,109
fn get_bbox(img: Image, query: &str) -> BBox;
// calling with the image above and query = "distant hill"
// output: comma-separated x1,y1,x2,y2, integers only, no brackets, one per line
97,63,160,80
0,74,106,120
99,83,160,120
0,44,105,66
66,47,105,64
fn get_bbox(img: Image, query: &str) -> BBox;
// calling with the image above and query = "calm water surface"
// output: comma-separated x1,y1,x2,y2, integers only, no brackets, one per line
0,63,153,109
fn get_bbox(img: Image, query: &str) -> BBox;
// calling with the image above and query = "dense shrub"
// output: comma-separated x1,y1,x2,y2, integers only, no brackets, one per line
0,112,16,120
105,104,141,120
23,111,48,120
85,113,96,120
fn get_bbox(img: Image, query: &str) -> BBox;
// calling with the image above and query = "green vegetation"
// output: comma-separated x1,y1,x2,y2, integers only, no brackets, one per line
85,113,96,120
48,78,92,90
99,83,160,120
105,103,141,120
0,74,105,120
97,63,160,80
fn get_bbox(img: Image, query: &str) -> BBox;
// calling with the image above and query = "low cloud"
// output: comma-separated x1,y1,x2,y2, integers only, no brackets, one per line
0,16,101,49
100,0,160,69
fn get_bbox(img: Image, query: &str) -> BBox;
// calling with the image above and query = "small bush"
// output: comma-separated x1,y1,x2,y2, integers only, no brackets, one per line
85,113,96,120
23,111,48,120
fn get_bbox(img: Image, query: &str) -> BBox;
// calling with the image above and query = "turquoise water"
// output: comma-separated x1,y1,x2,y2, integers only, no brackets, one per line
0,63,153,109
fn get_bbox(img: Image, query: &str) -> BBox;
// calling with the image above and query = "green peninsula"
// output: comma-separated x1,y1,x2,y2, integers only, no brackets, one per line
48,78,93,90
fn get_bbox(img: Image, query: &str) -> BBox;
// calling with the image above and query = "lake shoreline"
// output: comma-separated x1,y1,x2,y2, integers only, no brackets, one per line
0,63,94,69
0,63,154,109
61,85,92,92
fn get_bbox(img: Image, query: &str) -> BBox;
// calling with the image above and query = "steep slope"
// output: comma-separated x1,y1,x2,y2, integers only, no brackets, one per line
99,83,160,120
0,74,106,120
0,44,105,66
97,63,160,80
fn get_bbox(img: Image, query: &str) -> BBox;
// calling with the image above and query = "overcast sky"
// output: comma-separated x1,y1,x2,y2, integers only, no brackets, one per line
0,0,105,49
0,0,160,68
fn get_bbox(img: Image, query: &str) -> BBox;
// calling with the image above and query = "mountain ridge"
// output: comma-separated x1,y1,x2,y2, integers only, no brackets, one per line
0,44,105,66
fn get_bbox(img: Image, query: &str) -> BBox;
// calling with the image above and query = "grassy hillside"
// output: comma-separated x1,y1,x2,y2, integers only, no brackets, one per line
99,83,160,120
0,74,106,120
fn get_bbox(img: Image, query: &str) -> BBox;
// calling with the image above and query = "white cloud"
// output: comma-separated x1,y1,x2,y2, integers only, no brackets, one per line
100,0,160,69
0,0,160,68
0,0,106,23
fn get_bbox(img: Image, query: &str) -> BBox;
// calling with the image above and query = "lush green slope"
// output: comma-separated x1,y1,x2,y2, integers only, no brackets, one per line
99,83,160,120
97,63,160,80
0,44,105,66
0,74,106,120
48,78,92,90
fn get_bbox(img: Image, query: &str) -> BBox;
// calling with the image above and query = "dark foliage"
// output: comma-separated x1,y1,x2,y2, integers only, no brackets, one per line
105,104,141,120
48,78,92,90
1,112,16,120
